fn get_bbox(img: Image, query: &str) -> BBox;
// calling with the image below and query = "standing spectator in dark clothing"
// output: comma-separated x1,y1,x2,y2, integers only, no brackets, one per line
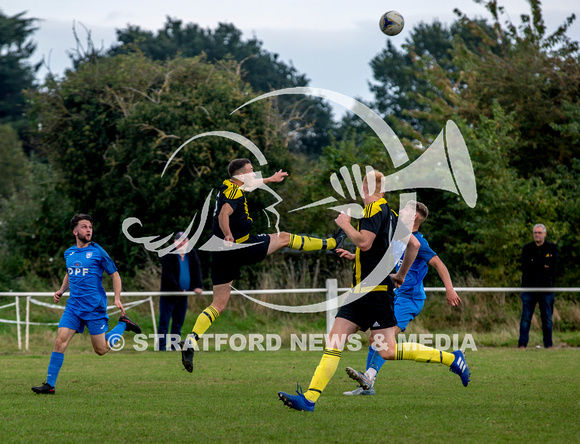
158,232,203,351
519,224,559,349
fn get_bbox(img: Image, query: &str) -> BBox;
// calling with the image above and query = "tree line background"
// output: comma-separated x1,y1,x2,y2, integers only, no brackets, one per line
1,0,579,297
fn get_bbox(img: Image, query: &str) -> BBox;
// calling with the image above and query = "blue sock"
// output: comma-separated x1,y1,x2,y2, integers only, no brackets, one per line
105,321,127,347
366,345,376,371
369,348,387,373
46,351,64,387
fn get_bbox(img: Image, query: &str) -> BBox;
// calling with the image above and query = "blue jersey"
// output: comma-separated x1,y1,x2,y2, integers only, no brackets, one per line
64,242,118,319
393,231,436,300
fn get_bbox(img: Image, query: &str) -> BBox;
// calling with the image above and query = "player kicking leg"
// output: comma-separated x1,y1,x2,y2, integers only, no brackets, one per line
179,229,346,372
179,158,345,372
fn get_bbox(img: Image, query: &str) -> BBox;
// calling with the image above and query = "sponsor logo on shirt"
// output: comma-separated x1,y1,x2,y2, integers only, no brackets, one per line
68,261,90,276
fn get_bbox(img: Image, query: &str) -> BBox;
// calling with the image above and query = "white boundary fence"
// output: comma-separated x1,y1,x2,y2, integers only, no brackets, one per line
1,280,578,350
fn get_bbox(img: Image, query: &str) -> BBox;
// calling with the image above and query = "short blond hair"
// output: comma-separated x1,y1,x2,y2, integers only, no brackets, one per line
363,170,385,198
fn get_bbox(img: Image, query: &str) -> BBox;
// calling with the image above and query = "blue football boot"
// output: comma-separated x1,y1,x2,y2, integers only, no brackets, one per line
278,384,315,412
450,350,471,387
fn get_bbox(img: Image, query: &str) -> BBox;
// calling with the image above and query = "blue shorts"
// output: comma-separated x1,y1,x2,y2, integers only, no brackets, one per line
394,296,425,331
59,308,109,335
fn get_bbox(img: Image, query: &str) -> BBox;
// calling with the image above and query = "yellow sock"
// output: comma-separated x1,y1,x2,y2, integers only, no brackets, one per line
304,347,342,402
191,305,220,340
394,343,455,366
288,234,336,251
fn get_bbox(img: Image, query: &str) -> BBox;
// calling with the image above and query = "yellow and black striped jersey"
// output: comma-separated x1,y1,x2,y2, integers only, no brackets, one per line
352,198,397,292
211,179,253,243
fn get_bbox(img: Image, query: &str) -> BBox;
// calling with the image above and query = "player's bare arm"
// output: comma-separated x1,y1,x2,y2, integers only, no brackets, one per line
428,255,461,306
54,273,70,303
335,248,355,260
390,234,420,287
263,169,288,184
111,271,125,316
335,211,376,251
218,202,235,243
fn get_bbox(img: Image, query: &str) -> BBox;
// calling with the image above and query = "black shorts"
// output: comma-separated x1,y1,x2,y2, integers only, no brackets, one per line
211,234,271,285
336,290,397,331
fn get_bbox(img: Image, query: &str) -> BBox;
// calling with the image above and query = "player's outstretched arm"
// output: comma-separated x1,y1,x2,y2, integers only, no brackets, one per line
54,273,69,303
263,169,288,184
428,255,461,306
111,271,125,316
335,248,355,260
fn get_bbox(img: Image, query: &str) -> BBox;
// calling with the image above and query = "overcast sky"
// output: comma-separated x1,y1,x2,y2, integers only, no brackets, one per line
3,0,578,117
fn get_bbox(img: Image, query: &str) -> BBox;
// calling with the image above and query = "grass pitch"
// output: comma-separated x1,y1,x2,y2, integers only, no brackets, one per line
1,347,579,443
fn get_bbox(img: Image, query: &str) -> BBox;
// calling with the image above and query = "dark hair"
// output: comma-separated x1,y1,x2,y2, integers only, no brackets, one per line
406,200,428,222
228,158,251,178
70,213,93,230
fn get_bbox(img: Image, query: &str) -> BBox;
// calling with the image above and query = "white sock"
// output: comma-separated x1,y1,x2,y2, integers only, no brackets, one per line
365,367,378,382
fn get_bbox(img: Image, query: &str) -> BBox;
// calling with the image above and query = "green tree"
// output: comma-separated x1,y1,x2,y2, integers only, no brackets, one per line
312,0,580,287
0,124,28,202
369,0,580,286
0,156,72,289
369,18,495,135
107,19,334,156
0,9,39,130
26,53,295,275
111,20,304,93
448,1,579,176
370,1,579,175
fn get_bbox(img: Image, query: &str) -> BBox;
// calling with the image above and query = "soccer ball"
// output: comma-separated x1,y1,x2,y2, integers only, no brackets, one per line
379,11,404,36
